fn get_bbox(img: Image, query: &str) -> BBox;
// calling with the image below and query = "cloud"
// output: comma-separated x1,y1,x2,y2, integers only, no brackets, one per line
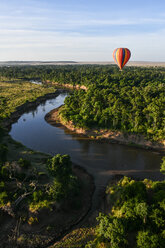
0,0,165,61
0,27,165,61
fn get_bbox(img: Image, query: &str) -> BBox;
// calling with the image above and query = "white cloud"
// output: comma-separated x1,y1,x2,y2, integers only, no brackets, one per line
0,0,165,61
0,27,165,61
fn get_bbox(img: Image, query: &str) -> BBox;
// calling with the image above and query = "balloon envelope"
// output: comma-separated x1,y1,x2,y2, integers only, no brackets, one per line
113,48,131,69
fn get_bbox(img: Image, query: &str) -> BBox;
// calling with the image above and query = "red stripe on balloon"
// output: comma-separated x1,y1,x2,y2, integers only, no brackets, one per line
119,48,123,69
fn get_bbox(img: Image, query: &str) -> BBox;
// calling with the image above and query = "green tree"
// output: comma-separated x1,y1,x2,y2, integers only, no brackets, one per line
160,157,165,174
47,154,72,184
0,144,8,162
135,202,148,224
137,231,161,248
97,214,128,248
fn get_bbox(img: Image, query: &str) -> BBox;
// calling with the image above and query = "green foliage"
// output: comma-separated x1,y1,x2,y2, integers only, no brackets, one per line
121,181,147,202
160,157,165,174
88,177,165,247
150,208,165,229
18,158,31,169
0,79,55,120
28,154,80,211
0,191,8,206
32,190,43,202
29,199,52,212
0,164,9,179
28,216,38,225
0,181,5,191
135,202,148,224
48,179,64,201
0,65,164,141
96,214,128,248
47,154,72,182
55,66,165,141
0,143,8,162
137,231,162,248
0,126,5,139
47,154,80,202
0,65,165,141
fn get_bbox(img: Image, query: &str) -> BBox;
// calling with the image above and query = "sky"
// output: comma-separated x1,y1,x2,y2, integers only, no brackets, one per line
0,0,165,61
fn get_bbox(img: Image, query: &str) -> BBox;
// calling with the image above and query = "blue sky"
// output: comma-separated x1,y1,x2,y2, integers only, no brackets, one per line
0,0,165,61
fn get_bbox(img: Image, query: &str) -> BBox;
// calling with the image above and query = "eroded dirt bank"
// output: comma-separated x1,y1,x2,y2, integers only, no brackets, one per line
45,81,88,91
45,106,165,153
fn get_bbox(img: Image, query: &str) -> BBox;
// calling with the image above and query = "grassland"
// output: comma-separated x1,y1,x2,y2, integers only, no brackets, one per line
0,79,93,248
0,79,55,120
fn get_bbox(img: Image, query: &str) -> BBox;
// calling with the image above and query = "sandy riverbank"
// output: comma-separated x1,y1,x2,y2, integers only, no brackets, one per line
45,106,165,153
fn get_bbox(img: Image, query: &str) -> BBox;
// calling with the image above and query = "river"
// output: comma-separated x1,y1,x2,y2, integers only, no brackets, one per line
9,92,164,209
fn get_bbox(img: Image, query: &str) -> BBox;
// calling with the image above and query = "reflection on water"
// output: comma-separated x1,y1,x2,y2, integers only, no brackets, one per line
10,93,164,188
30,80,42,85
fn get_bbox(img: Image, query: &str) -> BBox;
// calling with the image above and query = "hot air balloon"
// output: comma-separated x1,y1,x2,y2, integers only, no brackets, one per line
113,48,131,70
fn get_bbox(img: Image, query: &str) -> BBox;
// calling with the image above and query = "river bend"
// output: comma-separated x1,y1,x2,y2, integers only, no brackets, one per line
10,92,164,209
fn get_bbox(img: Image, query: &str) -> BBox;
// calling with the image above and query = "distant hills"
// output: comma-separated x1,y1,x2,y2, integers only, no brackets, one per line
0,61,165,67
0,61,77,66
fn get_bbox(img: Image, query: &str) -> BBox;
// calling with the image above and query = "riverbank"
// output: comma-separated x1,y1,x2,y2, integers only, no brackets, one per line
0,89,95,248
46,80,88,91
45,106,165,153
1,89,66,130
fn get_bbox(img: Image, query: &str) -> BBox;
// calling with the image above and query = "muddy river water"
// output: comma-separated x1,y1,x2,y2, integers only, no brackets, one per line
10,92,164,209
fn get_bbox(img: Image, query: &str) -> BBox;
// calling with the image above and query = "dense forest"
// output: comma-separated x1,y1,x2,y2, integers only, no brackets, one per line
86,163,165,248
0,65,164,141
0,65,164,247
52,159,165,248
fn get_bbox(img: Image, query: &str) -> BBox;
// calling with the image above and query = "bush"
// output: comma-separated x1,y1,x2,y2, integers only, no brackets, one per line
32,190,43,202
150,208,165,229
0,181,5,191
0,144,8,162
96,214,128,248
29,200,51,212
1,164,9,179
89,176,165,247
121,181,147,202
0,191,8,206
137,231,161,248
47,154,72,181
48,179,64,201
18,158,31,169
28,216,38,225
160,157,165,174
135,202,148,224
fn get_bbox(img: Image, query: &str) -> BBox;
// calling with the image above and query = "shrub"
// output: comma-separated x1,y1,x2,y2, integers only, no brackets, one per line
0,144,8,162
48,179,64,201
0,191,8,206
32,190,43,202
160,157,165,174
96,214,128,248
137,231,161,248
1,164,9,179
28,216,38,225
18,158,31,169
47,154,72,182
